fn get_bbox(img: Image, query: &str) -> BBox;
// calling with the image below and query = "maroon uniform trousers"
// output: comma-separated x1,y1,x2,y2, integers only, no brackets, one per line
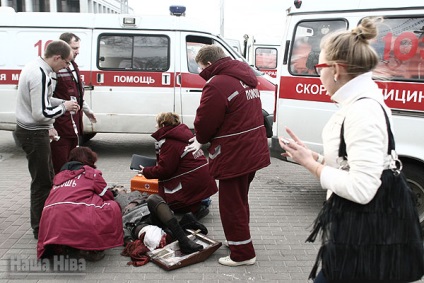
219,171,256,261
50,135,78,173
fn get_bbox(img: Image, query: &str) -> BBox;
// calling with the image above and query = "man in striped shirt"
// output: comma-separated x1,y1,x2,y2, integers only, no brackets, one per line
15,40,79,240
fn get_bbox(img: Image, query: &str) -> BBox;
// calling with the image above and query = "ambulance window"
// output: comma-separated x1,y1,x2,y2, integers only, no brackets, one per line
185,35,234,74
255,47,278,69
371,17,424,81
186,42,203,74
289,20,347,76
98,34,169,71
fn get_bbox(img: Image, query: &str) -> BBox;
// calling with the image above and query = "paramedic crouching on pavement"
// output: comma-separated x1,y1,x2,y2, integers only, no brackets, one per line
185,45,270,266
15,40,80,240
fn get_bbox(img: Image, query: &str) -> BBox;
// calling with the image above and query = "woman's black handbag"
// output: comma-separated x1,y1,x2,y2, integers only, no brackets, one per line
307,101,424,282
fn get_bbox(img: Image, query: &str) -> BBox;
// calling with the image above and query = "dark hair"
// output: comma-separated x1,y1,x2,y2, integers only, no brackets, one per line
320,17,380,78
44,40,71,59
59,32,81,44
195,45,227,65
68,146,98,168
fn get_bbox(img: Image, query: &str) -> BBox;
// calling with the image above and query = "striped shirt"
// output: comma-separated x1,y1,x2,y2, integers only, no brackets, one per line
16,57,65,130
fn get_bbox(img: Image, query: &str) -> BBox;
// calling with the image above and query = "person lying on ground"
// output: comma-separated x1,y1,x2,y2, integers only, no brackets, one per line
112,187,207,255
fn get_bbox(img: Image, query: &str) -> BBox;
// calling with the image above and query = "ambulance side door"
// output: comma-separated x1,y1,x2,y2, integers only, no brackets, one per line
89,30,176,134
0,28,92,131
177,33,236,129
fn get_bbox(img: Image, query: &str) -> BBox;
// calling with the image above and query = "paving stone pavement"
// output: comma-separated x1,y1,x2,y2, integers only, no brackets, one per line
0,130,422,283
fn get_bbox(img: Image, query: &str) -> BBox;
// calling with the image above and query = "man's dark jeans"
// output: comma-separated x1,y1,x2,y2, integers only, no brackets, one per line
314,271,329,283
314,270,409,283
15,125,54,236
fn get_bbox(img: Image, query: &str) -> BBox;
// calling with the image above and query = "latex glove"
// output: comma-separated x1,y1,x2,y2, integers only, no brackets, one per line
184,137,202,155
48,128,60,142
85,111,97,123
138,165,144,175
63,100,80,113
82,101,97,123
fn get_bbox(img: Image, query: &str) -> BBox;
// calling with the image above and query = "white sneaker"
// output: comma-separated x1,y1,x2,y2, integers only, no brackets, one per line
218,256,256,266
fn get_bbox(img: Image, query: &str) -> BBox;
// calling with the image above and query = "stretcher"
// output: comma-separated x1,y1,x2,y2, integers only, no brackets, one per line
147,229,222,270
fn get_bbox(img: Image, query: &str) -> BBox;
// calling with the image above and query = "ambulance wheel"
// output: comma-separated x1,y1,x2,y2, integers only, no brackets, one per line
81,133,96,144
402,162,424,230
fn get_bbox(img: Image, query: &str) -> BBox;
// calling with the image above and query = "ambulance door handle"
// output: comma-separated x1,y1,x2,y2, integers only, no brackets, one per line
97,73,104,84
84,85,94,91
176,73,181,86
283,40,290,65
187,89,202,93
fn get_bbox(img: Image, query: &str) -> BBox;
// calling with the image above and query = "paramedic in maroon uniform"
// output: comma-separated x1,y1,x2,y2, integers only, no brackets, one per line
37,147,123,261
51,32,97,174
141,112,218,218
185,45,270,266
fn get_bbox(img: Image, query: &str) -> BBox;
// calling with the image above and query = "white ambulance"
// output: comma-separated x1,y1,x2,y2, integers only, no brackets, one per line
271,0,424,224
0,8,276,141
243,35,280,81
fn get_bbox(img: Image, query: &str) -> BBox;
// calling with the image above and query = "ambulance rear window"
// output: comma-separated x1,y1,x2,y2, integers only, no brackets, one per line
372,16,424,81
289,19,348,76
97,34,170,71
255,47,278,69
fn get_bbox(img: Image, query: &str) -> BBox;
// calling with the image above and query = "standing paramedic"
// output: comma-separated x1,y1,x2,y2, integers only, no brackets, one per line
51,32,97,174
185,45,270,266
15,40,80,239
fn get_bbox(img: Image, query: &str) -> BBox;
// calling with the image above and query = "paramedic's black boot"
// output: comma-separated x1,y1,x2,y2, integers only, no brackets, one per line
166,218,203,254
179,212,208,235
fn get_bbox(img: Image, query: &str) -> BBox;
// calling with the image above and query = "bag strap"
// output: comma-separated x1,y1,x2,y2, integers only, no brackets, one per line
338,97,395,159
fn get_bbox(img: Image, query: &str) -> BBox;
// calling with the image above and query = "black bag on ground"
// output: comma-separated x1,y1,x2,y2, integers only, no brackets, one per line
262,109,273,138
307,101,424,282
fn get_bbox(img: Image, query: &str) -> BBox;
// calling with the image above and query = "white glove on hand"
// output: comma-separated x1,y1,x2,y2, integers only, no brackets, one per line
138,165,144,176
85,111,97,123
184,137,202,155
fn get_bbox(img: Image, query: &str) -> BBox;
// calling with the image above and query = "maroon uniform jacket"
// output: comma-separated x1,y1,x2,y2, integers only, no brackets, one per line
53,61,84,138
195,57,270,179
143,124,218,211
37,163,123,258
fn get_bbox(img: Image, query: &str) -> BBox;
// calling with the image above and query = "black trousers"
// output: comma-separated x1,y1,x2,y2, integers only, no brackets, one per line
132,194,169,238
15,125,54,234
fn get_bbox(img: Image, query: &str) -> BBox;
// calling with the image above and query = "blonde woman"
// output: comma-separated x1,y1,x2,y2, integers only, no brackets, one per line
280,18,424,283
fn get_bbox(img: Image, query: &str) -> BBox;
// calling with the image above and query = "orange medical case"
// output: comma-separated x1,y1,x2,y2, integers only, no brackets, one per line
130,174,159,194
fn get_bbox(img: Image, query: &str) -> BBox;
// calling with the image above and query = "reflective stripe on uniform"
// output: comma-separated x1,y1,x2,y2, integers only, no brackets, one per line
227,238,252,246
209,145,221,159
164,182,182,194
160,162,209,182
43,201,111,209
228,91,239,101
98,186,109,196
213,125,264,139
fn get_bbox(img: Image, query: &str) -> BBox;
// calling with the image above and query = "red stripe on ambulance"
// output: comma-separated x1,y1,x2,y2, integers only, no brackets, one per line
279,76,424,112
